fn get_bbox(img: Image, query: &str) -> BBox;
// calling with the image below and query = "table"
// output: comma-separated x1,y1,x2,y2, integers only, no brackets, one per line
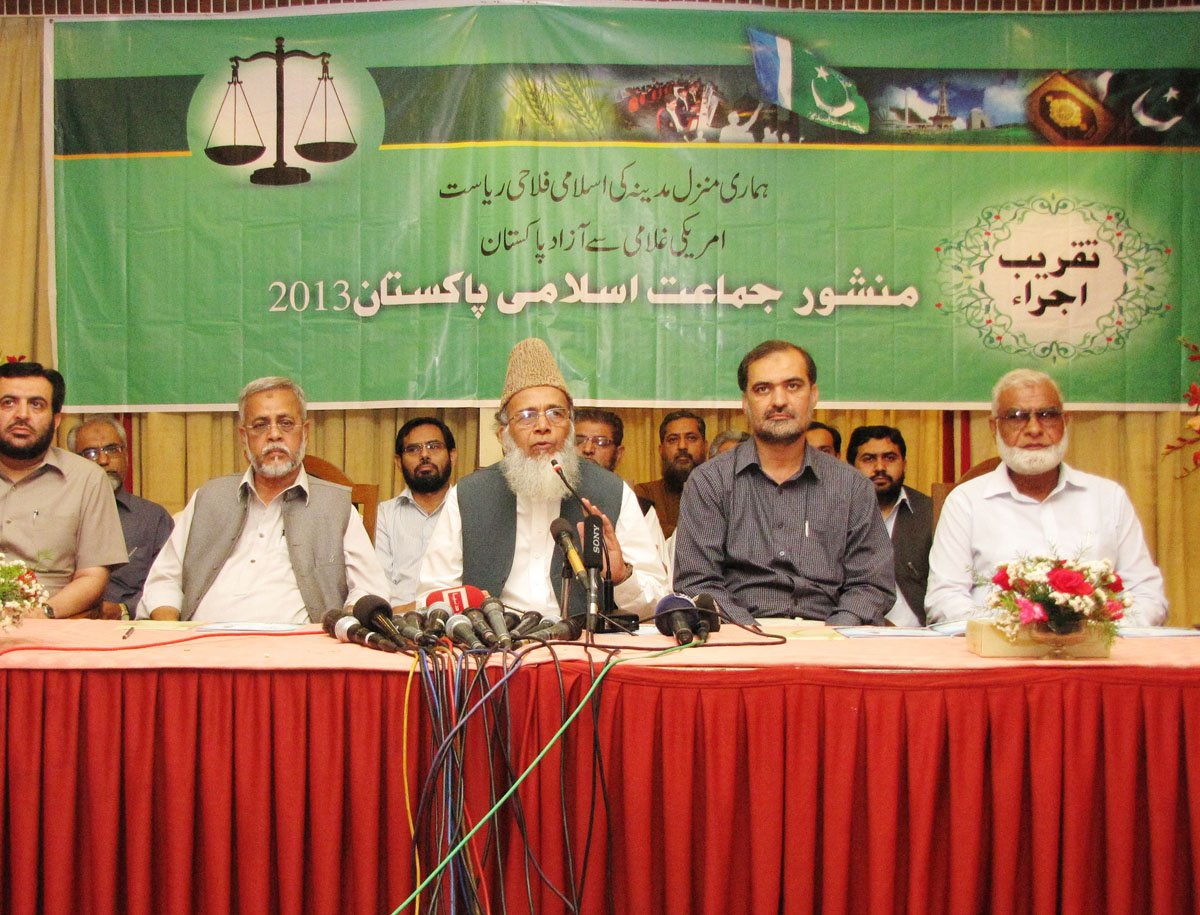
2,620,1199,915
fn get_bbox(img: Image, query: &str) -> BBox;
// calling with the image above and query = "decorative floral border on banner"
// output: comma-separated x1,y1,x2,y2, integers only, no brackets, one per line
935,194,1172,361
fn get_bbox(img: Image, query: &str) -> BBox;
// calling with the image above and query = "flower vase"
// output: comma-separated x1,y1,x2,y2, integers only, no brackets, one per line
1027,620,1089,659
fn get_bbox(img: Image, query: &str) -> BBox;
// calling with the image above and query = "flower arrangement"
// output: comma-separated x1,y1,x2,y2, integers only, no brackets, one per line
987,555,1128,648
1163,337,1200,478
0,554,49,628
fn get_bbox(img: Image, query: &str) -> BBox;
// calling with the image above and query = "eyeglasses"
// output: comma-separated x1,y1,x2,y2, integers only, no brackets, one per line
575,434,615,449
244,417,300,435
508,407,571,428
996,409,1065,430
402,440,447,456
79,443,125,461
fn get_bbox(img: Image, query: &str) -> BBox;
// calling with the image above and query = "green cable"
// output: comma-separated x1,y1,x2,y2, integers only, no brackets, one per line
390,641,692,915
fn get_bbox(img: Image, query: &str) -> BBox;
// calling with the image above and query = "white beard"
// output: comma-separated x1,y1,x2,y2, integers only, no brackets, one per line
245,436,307,480
995,428,1069,477
500,424,582,502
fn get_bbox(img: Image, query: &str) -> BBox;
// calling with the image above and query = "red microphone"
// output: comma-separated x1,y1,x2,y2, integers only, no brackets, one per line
425,585,486,614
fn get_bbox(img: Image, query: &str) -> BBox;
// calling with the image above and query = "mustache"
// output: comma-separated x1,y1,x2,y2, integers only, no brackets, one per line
260,443,294,457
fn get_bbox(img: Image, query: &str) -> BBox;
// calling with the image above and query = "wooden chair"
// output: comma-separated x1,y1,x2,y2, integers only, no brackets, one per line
931,456,1002,530
302,455,380,545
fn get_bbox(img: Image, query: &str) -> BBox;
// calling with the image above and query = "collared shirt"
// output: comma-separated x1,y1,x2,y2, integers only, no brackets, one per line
418,481,668,617
925,461,1167,626
375,488,447,606
673,440,895,626
140,467,389,623
106,488,174,608
0,447,127,594
883,487,921,627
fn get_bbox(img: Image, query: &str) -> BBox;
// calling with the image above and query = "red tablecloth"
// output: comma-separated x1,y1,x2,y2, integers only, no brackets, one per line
2,621,1199,914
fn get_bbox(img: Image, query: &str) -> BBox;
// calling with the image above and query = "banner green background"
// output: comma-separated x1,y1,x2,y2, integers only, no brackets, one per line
53,7,1200,408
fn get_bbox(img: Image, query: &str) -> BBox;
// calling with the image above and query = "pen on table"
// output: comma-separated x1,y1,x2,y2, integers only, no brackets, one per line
122,626,134,640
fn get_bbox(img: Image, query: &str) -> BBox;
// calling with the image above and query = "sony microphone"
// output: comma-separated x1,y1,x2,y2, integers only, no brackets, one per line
481,595,513,650
693,593,723,645
333,614,400,652
425,585,486,615
353,594,408,647
550,518,589,588
654,594,700,646
445,613,485,650
581,514,605,627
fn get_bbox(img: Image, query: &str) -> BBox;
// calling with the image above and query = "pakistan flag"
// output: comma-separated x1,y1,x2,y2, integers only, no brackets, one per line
747,28,869,135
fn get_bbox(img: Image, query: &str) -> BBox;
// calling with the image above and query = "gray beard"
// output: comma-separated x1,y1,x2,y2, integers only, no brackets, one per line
995,428,1069,477
500,425,582,502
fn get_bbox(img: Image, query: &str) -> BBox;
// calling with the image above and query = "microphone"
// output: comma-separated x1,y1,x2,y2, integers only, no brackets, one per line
425,585,486,615
333,614,400,652
445,613,485,650
466,608,499,648
510,610,544,638
693,593,723,644
654,594,700,646
353,594,408,647
549,458,589,514
581,515,605,628
422,601,451,642
322,608,346,637
550,518,589,588
392,610,435,648
482,595,514,650
526,616,584,641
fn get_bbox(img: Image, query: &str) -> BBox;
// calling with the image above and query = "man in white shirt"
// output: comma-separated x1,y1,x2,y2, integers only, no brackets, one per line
376,416,456,609
141,377,390,623
926,368,1167,627
419,338,667,618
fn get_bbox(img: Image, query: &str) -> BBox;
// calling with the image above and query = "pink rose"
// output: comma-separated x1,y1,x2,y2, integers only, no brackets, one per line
1047,568,1094,596
992,566,1012,590
1018,598,1047,625
1105,599,1125,621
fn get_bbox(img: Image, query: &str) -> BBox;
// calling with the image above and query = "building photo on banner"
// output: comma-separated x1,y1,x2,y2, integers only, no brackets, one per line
3,3,1200,914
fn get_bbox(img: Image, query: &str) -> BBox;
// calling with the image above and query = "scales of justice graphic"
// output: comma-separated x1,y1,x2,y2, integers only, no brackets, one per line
204,36,357,186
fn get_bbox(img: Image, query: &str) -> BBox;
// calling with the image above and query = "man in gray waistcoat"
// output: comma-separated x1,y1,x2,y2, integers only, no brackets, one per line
140,377,389,623
418,338,667,618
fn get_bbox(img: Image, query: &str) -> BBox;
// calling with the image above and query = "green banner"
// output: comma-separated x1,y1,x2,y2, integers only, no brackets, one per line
53,7,1200,408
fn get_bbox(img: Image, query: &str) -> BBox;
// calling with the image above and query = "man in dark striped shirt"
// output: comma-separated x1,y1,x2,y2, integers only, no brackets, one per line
673,340,895,626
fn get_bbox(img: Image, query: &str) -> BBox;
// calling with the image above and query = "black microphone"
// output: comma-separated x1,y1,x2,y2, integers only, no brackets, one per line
321,608,346,638
482,595,513,650
549,458,589,515
526,616,584,641
445,613,485,650
333,615,400,652
353,594,407,647
581,514,605,627
550,518,589,588
466,608,500,648
392,609,436,648
693,593,723,645
422,601,451,642
511,610,544,638
654,594,700,646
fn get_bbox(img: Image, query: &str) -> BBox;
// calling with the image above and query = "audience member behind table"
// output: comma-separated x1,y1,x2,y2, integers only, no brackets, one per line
140,376,390,623
925,368,1167,627
68,415,173,620
419,337,667,619
847,424,932,627
804,420,842,458
376,415,457,610
635,410,708,540
0,362,126,618
709,429,749,457
673,339,894,626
